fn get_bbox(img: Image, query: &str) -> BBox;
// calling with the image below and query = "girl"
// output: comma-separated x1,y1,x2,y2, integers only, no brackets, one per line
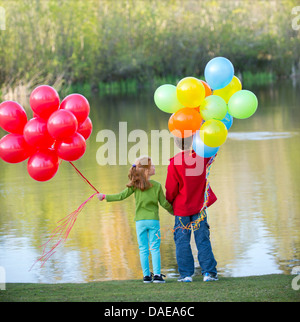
98,156,173,283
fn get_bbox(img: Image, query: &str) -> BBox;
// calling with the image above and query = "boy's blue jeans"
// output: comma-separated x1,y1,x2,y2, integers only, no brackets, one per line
173,211,217,278
136,220,161,277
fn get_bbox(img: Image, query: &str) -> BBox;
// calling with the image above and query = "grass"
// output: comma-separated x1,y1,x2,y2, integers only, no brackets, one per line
1,274,299,302
58,71,276,98
0,70,276,104
242,71,275,87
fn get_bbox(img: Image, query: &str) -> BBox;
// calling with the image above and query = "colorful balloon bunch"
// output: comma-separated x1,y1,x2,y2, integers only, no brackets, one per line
0,85,92,181
154,57,258,157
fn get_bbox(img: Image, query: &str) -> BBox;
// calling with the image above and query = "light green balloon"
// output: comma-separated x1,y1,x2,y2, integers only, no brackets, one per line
154,84,184,113
200,95,227,121
228,90,258,119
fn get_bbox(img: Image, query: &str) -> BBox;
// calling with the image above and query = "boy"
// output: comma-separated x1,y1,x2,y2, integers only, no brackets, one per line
165,135,218,282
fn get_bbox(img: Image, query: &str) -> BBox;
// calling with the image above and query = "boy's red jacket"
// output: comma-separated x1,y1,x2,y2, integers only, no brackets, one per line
165,150,217,217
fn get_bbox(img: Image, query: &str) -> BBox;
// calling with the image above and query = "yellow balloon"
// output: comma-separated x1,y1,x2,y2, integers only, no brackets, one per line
176,77,206,108
200,119,228,147
213,76,242,103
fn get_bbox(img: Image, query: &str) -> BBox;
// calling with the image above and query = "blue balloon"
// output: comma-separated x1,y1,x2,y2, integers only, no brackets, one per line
192,130,219,158
204,57,234,90
221,112,233,130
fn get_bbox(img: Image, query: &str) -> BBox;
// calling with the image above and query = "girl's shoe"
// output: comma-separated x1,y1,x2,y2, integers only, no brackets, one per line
143,273,153,283
203,272,218,282
177,276,193,282
153,274,166,283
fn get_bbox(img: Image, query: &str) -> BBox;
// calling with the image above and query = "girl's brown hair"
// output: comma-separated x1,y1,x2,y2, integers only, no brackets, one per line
126,156,153,191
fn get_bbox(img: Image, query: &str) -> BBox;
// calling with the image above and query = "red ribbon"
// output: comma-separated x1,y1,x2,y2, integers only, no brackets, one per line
31,162,99,269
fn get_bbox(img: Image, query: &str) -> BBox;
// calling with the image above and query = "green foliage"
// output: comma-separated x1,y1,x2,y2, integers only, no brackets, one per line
0,0,299,93
1,275,299,302
242,71,275,87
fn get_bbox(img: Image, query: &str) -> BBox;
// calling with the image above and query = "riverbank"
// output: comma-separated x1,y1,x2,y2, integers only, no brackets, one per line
72,71,276,97
1,274,299,302
0,71,276,109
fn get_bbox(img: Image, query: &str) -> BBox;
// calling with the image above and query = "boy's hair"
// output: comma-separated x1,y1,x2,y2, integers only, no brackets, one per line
174,135,193,151
127,156,153,191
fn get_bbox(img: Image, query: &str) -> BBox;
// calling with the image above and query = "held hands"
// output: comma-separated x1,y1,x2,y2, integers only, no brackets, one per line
97,193,106,201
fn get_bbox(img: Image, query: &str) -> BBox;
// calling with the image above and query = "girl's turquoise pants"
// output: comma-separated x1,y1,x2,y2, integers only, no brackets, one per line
135,219,161,277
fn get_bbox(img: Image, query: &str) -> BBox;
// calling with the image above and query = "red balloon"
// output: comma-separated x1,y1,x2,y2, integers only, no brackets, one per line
0,134,35,163
47,110,78,140
27,149,59,182
77,117,92,140
23,117,55,148
56,132,86,161
60,94,90,124
30,85,60,120
0,101,28,134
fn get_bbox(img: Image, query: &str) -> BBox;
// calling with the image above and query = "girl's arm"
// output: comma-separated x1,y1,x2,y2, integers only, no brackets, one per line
99,187,134,202
158,185,174,215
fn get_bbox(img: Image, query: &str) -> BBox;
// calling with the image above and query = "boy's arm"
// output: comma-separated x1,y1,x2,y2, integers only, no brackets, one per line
105,187,134,202
158,185,173,215
165,161,179,204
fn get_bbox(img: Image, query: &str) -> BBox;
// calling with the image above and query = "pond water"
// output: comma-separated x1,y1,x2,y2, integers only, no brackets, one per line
0,79,300,283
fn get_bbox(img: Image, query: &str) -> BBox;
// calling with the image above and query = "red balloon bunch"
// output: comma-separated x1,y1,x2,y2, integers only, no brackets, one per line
0,85,92,182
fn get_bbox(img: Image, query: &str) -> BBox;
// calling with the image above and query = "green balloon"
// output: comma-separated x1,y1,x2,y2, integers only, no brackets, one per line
228,90,258,119
154,84,184,113
200,95,227,121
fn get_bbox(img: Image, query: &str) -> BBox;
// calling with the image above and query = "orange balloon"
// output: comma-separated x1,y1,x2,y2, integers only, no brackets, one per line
168,113,175,130
168,108,202,138
200,80,212,97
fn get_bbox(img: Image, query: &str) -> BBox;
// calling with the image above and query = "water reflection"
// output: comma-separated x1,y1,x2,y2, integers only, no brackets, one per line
0,80,300,282
228,131,298,140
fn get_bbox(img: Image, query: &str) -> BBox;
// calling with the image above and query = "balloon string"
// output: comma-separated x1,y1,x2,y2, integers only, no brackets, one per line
30,192,98,270
31,163,100,270
201,153,216,214
69,161,99,193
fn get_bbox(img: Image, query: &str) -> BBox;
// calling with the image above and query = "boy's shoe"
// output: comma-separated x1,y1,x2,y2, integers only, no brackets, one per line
177,276,193,282
143,273,153,283
153,274,166,283
203,272,218,282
